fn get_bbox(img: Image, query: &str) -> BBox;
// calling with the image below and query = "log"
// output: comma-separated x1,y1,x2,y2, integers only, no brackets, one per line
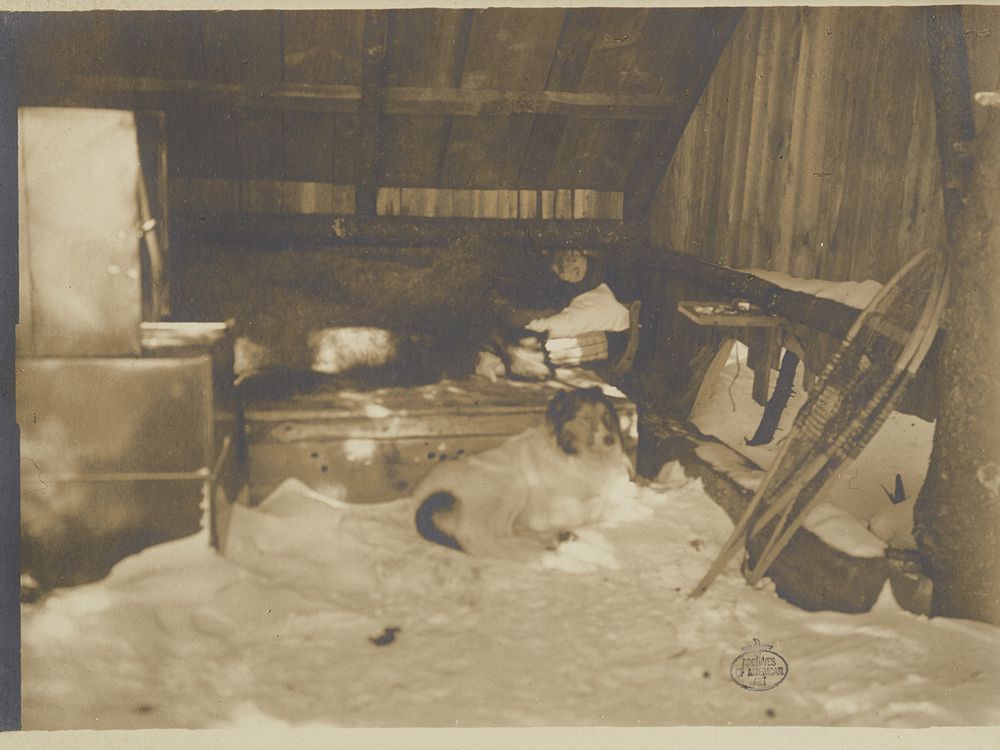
925,5,976,242
640,413,890,613
172,211,647,251
914,7,1000,625
655,250,860,338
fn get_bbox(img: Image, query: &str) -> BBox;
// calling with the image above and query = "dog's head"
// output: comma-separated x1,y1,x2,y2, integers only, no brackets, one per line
546,387,623,457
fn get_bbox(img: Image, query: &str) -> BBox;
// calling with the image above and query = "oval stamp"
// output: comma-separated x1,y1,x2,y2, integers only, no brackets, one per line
730,638,788,691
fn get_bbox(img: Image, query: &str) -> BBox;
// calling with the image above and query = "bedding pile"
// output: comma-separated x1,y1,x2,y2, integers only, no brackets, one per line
20,468,1000,729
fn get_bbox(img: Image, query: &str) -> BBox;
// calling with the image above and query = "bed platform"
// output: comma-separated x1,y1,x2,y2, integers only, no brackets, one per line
239,370,638,510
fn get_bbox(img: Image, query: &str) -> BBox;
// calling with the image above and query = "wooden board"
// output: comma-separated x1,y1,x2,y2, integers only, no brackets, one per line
381,9,472,187
244,374,638,505
282,10,364,86
650,6,947,284
441,8,565,189
678,301,785,328
517,8,603,189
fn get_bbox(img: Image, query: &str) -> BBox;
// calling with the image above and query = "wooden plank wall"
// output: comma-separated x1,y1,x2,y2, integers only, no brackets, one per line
648,6,950,285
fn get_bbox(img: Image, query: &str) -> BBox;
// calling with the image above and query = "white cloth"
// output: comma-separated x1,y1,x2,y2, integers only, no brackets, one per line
526,283,630,338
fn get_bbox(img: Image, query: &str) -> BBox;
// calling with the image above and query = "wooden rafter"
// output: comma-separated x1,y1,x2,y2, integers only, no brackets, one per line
26,75,677,121
622,8,745,221
355,9,390,216
435,10,476,185
517,8,604,188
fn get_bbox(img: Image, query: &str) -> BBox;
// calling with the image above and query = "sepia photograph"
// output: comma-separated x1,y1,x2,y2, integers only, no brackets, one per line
3,0,1000,737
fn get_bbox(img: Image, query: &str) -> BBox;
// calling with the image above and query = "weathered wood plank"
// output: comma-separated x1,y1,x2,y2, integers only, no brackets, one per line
203,12,283,86
441,8,565,188
554,189,574,219
282,10,364,86
376,187,402,216
517,190,537,219
172,178,356,215
113,11,207,80
283,110,336,183
540,190,556,219
389,86,676,119
603,9,707,192
622,8,744,220
382,9,470,186
23,75,360,113
497,190,519,219
172,185,624,220
24,74,678,121
451,190,475,218
546,8,651,191
517,8,602,189
355,10,390,216
746,8,799,272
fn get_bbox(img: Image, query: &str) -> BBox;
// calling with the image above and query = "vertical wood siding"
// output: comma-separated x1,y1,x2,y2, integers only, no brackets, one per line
649,7,951,284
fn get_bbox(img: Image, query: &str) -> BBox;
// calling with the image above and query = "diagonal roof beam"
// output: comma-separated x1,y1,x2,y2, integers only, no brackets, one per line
433,9,476,186
517,7,603,189
622,8,744,221
355,9,390,216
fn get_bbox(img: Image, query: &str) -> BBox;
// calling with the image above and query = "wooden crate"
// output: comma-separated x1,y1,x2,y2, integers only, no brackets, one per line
244,376,637,505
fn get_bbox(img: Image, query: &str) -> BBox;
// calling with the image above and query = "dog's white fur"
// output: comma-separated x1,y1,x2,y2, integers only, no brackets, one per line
413,389,632,561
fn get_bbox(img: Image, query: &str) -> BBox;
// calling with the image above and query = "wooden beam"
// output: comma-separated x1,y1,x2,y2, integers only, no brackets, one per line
925,5,976,242
172,212,645,251
22,75,677,120
622,8,744,221
26,75,362,113
389,87,675,119
653,250,860,339
433,9,475,187
518,8,603,187
355,10,390,217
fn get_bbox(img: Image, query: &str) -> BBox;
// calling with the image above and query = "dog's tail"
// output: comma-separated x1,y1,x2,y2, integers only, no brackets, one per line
415,492,464,551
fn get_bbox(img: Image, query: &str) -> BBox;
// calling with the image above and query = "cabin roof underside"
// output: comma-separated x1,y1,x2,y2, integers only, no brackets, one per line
16,8,740,194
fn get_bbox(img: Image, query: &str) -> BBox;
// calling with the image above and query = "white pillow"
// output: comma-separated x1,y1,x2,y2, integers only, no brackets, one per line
526,283,630,338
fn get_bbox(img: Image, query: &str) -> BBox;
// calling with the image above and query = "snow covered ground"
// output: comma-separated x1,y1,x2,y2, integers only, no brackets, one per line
691,344,935,550
21,462,1000,729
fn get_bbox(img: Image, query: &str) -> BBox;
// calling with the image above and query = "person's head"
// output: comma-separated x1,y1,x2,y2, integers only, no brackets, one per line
549,249,589,284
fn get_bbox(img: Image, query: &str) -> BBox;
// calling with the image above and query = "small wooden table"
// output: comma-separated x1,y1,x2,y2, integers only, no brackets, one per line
679,300,787,406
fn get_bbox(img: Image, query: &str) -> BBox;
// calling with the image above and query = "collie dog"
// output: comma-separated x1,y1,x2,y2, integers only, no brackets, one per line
413,387,632,561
